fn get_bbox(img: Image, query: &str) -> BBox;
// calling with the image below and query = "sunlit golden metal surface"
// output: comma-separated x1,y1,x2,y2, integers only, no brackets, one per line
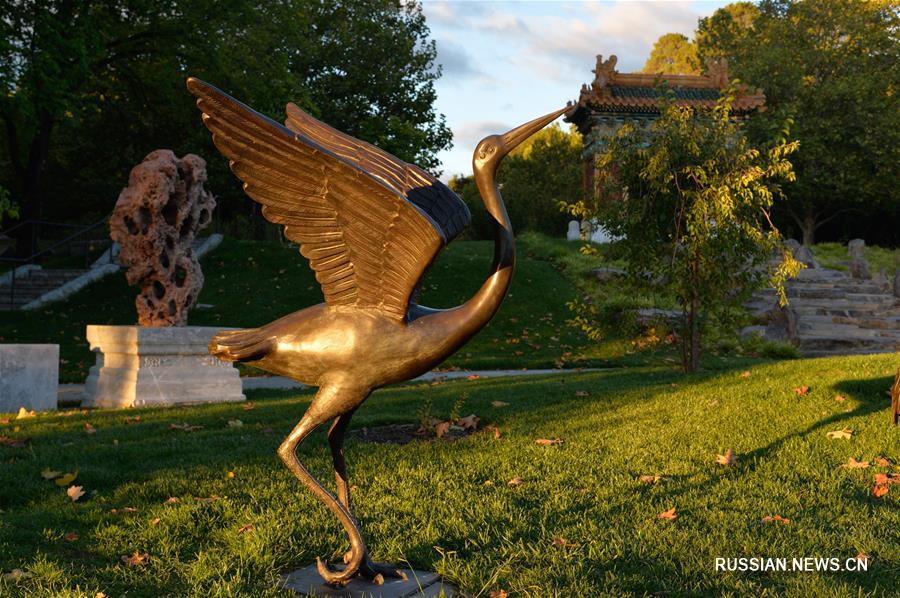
188,77,564,586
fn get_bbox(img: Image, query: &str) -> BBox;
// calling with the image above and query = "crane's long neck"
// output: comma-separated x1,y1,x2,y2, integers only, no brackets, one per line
447,166,515,341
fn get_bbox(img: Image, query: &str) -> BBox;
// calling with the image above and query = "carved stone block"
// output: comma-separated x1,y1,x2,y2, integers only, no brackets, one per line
0,344,58,413
82,325,244,408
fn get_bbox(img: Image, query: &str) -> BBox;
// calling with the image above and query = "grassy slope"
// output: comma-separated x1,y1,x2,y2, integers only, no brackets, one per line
0,238,600,382
812,243,900,275
1,354,898,595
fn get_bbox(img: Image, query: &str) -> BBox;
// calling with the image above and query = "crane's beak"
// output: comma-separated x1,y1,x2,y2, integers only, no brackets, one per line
500,106,569,154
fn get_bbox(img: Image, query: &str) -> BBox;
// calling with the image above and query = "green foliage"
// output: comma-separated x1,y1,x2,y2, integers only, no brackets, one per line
449,124,583,238
0,185,17,226
0,0,451,232
564,89,802,371
697,0,900,244
643,33,701,75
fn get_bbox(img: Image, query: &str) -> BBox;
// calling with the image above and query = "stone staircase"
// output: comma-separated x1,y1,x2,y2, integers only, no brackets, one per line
745,267,900,357
0,268,88,310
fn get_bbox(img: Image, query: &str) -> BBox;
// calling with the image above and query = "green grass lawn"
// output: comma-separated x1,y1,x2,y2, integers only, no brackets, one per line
2,354,898,595
0,237,603,382
812,242,900,275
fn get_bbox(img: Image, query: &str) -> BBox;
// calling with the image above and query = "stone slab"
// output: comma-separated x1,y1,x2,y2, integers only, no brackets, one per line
82,325,244,408
279,564,455,597
0,344,59,413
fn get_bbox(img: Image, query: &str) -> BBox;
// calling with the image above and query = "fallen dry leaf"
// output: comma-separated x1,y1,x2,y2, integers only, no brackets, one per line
794,386,810,397
484,425,501,440
639,475,668,485
535,438,564,446
67,485,85,502
169,423,202,432
834,394,846,402
761,515,791,525
740,371,751,378
237,523,254,534
3,568,31,581
164,497,179,504
0,435,29,449
227,419,243,428
855,552,869,566
489,591,508,598
457,414,480,430
574,390,589,397
873,483,889,498
507,476,524,487
63,532,79,542
124,416,142,424
491,401,509,408
196,495,220,503
241,403,255,411
41,468,62,480
0,417,9,424
96,593,108,598
551,537,569,547
657,507,677,520
466,374,481,380
121,552,150,567
150,517,161,526
434,421,450,438
716,448,738,467
55,471,78,486
827,428,854,440
227,471,236,479
16,407,36,419
84,423,97,434
841,457,870,469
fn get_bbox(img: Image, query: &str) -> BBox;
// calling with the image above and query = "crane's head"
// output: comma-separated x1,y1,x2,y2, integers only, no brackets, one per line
473,106,569,174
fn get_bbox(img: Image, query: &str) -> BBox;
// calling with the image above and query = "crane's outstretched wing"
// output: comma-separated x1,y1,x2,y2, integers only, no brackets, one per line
187,78,467,321
284,103,470,244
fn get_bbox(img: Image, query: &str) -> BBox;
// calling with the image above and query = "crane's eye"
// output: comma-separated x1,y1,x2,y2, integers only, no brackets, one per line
478,144,496,159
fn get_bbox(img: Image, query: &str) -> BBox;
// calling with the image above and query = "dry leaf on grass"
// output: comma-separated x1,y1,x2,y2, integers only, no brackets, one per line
55,471,78,486
507,476,524,487
84,423,97,434
827,428,853,440
491,401,509,408
169,423,202,432
0,436,29,449
67,485,85,502
63,532,79,542
241,403,255,411
434,421,450,438
716,448,738,466
164,497,179,504
873,483,889,498
466,374,481,380
551,537,570,547
3,569,31,581
237,523,254,534
794,386,810,397
0,417,9,424
124,416,142,424
227,419,243,428
841,458,870,469
574,390,589,397
484,425,501,439
834,395,846,402
121,552,150,567
657,507,677,520
16,407,35,419
874,456,892,467
489,591,508,598
535,438,564,446
41,469,61,480
855,552,869,566
150,517,161,526
457,414,480,430
740,371,751,378
639,475,669,485
761,515,791,525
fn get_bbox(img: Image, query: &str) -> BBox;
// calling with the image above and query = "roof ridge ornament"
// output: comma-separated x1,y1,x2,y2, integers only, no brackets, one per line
592,54,618,97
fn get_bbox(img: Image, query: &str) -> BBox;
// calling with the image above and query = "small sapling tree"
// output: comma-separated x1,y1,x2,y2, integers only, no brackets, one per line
565,88,801,372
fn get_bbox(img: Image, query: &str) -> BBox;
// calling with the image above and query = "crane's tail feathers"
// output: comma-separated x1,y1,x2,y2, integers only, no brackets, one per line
209,328,275,363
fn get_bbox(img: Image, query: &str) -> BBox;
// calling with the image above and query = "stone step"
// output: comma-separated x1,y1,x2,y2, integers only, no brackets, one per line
796,323,900,341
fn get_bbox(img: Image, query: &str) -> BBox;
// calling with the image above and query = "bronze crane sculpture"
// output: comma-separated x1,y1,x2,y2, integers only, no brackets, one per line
187,77,565,586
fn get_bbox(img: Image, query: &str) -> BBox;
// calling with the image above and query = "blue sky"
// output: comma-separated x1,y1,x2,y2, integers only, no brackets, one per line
421,1,732,180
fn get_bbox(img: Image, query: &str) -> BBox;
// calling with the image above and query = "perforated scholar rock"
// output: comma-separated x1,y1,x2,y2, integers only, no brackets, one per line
110,150,215,326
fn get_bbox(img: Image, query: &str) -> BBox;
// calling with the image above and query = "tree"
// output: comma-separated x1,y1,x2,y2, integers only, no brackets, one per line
565,90,800,372
0,0,450,249
643,33,701,75
697,0,900,245
695,2,760,66
448,124,582,239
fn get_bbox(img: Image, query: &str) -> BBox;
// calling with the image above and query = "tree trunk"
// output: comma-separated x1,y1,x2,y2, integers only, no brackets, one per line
688,257,700,373
13,112,54,257
801,208,816,246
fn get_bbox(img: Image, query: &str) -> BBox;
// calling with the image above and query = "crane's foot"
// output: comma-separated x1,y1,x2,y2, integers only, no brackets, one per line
332,550,408,585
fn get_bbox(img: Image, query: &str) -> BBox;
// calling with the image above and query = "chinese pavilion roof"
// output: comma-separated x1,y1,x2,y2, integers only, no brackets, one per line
565,54,766,133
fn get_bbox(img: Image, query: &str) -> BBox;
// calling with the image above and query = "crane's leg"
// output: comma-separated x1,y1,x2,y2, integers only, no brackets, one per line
328,411,408,584
277,384,369,586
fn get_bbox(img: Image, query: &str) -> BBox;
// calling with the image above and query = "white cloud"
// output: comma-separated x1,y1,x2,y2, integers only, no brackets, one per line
435,37,483,79
453,119,511,148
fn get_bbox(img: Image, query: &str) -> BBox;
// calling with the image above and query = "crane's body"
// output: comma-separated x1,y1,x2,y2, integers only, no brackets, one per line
188,77,564,586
